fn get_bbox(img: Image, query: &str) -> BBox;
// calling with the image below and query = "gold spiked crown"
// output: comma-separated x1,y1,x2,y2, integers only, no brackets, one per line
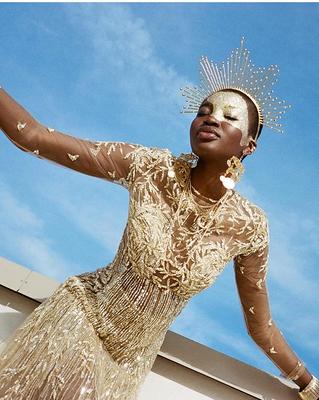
180,37,291,138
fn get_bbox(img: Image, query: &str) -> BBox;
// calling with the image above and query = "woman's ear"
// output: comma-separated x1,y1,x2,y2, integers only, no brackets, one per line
243,138,257,156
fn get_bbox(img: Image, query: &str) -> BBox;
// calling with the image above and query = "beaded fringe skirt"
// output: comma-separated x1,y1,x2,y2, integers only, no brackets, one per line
0,282,146,400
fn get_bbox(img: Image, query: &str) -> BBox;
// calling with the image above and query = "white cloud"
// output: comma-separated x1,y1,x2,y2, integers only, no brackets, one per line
0,178,75,281
236,180,259,203
268,209,319,297
64,4,190,145
36,174,129,256
29,18,60,38
0,180,43,232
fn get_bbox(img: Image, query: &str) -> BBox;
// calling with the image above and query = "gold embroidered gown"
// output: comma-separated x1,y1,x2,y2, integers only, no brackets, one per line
0,88,304,399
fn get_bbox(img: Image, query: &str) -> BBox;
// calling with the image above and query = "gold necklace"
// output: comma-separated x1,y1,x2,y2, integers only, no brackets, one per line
186,169,231,212
174,164,233,236
190,184,218,205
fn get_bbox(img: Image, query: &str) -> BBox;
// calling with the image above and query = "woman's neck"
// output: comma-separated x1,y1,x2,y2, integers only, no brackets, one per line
190,159,229,201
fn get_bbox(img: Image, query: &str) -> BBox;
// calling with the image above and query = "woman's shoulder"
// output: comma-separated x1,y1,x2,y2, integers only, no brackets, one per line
233,190,268,225
232,192,269,255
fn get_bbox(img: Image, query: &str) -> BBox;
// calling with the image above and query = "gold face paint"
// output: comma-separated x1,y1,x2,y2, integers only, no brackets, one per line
204,91,250,145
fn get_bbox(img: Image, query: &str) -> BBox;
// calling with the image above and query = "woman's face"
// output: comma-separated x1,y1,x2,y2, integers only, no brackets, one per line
190,90,256,162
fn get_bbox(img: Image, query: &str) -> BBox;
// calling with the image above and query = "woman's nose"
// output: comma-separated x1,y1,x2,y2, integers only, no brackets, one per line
204,113,221,126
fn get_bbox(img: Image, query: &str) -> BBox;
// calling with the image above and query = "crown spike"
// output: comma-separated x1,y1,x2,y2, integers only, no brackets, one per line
203,57,219,92
211,60,222,92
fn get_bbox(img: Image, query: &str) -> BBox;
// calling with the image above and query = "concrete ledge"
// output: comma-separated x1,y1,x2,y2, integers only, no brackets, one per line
0,256,59,301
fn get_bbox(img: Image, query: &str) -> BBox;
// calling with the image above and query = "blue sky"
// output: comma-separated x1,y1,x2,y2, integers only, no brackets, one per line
0,3,318,378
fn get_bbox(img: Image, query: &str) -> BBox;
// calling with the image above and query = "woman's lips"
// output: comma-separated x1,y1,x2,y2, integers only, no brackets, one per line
197,131,220,141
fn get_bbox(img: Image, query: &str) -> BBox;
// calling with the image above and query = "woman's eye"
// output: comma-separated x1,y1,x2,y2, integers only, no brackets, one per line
225,115,238,121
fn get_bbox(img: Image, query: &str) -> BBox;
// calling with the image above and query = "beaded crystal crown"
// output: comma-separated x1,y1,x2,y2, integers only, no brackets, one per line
180,37,291,138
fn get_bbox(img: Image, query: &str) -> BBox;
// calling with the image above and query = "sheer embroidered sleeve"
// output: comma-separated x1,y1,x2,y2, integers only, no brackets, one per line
233,208,306,381
0,87,145,189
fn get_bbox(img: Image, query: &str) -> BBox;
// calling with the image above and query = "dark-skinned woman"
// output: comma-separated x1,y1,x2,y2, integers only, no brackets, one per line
0,38,317,400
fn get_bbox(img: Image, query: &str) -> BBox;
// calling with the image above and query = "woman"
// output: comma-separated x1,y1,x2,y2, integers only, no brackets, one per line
0,39,318,400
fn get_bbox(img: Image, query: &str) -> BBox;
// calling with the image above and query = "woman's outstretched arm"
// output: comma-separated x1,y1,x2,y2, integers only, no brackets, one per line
0,87,144,188
233,212,313,393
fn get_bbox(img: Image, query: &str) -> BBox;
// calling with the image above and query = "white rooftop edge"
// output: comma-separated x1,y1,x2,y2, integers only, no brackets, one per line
0,256,299,399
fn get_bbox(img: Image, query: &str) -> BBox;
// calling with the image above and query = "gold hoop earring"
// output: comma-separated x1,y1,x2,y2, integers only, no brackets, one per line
220,155,245,189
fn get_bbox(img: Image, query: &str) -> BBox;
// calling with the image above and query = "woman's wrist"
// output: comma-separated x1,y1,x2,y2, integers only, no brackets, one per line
294,368,314,391
298,375,319,400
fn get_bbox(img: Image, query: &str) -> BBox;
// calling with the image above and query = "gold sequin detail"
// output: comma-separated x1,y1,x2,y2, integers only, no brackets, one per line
67,153,80,161
269,347,278,354
17,121,27,132
89,147,100,157
256,278,263,289
249,306,255,314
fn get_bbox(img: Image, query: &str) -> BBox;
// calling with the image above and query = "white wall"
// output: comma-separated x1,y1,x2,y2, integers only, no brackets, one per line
0,285,39,352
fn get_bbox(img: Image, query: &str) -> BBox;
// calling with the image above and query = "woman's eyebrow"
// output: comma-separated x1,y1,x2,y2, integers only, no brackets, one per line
224,104,238,113
224,103,236,110
200,100,213,108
